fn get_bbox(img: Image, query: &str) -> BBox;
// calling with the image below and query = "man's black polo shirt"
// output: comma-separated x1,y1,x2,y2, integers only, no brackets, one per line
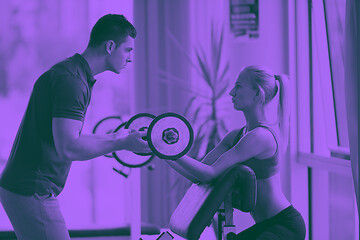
0,53,96,196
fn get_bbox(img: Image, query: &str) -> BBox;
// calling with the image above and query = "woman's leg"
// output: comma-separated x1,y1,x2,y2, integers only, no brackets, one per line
235,205,306,240
235,221,265,239
255,223,305,240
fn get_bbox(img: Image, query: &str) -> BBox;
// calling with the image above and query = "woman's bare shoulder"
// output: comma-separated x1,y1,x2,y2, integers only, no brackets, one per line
221,128,244,147
247,127,277,156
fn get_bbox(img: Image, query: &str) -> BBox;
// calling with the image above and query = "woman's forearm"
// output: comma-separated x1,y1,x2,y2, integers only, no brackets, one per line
176,155,216,183
165,160,200,183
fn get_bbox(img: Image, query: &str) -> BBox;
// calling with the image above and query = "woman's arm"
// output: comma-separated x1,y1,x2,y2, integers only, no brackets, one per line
174,127,276,183
164,129,239,183
165,160,200,183
201,129,239,165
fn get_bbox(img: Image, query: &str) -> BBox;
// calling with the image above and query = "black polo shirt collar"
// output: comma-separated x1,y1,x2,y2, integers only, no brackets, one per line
73,53,97,87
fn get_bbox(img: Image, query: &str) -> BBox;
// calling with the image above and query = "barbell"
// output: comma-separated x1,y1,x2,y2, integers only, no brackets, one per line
93,112,194,168
113,113,156,168
147,112,194,160
92,116,123,158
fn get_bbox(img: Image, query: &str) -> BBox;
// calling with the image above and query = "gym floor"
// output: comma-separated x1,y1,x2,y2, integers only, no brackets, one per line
72,237,130,240
71,227,216,240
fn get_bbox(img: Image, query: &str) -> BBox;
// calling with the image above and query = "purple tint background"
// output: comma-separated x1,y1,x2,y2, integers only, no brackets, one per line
0,0,357,239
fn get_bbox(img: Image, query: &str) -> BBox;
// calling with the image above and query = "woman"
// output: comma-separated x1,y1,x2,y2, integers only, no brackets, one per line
165,65,306,240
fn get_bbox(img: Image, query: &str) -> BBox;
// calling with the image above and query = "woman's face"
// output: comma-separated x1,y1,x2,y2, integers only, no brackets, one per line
229,70,258,111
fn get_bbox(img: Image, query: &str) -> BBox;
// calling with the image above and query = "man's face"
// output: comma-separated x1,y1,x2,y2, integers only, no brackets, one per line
105,36,134,74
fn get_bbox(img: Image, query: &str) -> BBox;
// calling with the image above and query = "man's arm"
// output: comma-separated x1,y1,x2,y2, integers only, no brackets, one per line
52,118,149,161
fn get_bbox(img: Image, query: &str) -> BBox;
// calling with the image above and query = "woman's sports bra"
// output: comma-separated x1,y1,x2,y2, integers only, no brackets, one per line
232,125,279,180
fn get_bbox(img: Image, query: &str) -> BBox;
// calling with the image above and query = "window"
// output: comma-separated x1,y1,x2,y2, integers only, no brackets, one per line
297,0,359,239
310,0,349,158
323,0,348,148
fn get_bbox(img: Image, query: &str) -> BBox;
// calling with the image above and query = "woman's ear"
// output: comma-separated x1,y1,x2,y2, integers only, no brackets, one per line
254,88,265,105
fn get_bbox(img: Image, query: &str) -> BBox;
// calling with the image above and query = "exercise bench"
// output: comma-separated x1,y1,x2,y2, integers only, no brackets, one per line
169,165,257,240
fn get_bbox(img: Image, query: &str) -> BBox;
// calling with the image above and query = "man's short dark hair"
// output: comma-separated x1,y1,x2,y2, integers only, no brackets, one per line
87,14,137,48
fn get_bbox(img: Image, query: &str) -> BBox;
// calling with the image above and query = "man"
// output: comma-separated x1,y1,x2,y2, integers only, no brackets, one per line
0,14,149,240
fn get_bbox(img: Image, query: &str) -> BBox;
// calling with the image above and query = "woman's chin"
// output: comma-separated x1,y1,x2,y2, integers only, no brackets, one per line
232,103,240,110
234,105,244,111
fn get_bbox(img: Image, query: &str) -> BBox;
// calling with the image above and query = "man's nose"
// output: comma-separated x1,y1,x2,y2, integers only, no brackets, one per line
126,54,132,63
229,88,235,96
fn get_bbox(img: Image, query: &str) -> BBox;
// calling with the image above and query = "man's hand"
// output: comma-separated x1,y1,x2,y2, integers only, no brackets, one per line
122,129,151,153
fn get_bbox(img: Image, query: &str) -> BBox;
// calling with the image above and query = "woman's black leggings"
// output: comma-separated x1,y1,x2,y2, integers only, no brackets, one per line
235,205,306,240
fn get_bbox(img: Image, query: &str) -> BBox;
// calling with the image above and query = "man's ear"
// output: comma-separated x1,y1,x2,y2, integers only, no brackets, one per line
105,40,116,54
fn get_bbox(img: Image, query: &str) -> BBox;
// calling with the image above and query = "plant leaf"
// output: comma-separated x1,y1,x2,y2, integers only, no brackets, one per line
196,48,212,88
192,105,203,123
195,121,207,137
158,70,207,95
219,119,228,134
215,83,229,100
158,73,209,99
188,133,206,160
213,24,224,83
188,120,210,159
183,96,197,116
166,30,207,79
206,124,219,154
218,62,230,83
211,22,217,81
